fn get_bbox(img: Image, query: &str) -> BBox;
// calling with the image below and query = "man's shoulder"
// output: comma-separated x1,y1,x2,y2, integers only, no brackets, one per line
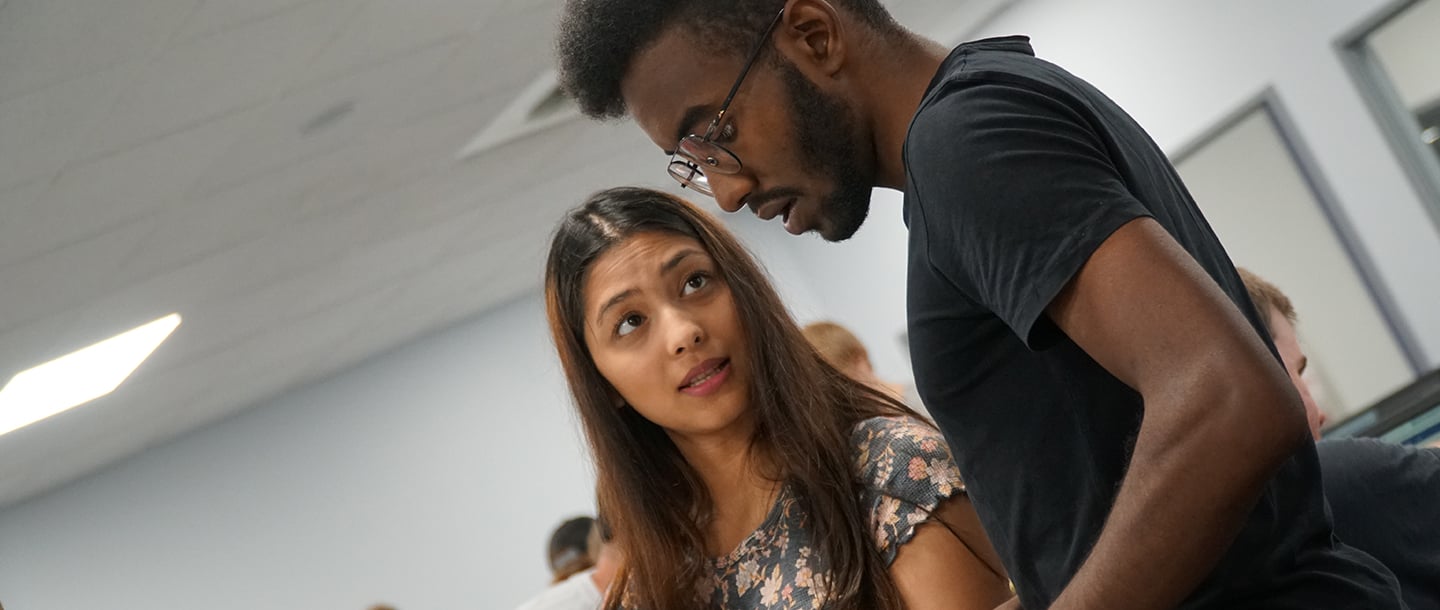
1318,437,1432,465
906,48,1088,166
929,35,1046,84
918,38,1076,111
1318,437,1440,490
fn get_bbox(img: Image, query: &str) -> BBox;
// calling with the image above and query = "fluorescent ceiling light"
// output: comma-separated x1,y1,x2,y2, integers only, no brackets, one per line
0,313,181,437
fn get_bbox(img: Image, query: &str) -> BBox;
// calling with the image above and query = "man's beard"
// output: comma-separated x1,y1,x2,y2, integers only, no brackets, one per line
778,61,875,242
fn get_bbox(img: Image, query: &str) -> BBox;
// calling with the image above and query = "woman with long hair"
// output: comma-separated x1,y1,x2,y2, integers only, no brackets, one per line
544,187,1012,610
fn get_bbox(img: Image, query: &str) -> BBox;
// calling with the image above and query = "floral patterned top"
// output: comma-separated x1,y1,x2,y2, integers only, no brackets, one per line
688,416,965,609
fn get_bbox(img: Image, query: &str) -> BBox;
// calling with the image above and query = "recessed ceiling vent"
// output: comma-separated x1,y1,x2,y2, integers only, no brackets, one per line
458,70,580,160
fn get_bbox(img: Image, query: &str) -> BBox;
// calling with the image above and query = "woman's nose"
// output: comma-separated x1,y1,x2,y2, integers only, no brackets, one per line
668,314,705,356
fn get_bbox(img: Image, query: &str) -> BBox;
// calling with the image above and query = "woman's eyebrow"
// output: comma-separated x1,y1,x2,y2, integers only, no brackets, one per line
595,288,637,326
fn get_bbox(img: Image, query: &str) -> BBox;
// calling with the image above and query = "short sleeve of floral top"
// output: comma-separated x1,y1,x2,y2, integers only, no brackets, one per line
691,415,965,609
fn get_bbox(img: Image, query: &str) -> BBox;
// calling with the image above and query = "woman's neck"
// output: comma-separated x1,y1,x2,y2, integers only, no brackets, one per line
672,426,781,557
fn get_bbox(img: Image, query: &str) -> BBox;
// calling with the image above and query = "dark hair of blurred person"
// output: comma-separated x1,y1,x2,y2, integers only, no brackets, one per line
547,516,597,583
514,517,620,610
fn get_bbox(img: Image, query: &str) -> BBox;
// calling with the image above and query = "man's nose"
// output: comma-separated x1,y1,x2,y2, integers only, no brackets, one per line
709,172,753,214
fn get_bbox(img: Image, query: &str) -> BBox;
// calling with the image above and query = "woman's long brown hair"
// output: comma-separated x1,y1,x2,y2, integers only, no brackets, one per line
544,187,922,610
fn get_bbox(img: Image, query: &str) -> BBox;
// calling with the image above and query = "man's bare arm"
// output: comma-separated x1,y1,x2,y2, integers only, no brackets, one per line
1044,218,1310,609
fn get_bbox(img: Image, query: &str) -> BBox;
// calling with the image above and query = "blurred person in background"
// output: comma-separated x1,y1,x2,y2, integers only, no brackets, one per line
1239,267,1440,610
802,320,927,418
547,516,598,584
515,516,620,610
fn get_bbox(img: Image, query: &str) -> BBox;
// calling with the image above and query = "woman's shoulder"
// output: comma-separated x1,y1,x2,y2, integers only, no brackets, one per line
851,415,963,496
850,416,966,564
850,414,937,443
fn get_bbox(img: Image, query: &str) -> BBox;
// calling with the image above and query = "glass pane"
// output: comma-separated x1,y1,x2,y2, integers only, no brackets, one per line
668,162,712,195
1369,0,1440,166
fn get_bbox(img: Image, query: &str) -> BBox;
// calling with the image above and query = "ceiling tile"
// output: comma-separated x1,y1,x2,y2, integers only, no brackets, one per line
0,217,158,333
359,231,545,351
492,0,561,22
300,0,502,84
81,0,360,158
0,0,196,102
424,7,556,110
0,110,256,267
194,38,459,192
87,184,469,329
0,181,47,260
290,92,514,217
174,0,331,41
146,216,469,363
117,163,315,279
0,63,139,192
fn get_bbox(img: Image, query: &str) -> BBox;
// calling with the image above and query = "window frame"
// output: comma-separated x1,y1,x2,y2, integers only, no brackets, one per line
1336,0,1440,235
1169,87,1427,374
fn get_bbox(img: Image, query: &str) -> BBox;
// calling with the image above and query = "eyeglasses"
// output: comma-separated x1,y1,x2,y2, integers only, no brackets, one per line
667,9,785,197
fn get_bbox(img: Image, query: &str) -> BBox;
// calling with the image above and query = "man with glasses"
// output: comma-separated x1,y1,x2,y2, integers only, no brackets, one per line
556,1,1404,608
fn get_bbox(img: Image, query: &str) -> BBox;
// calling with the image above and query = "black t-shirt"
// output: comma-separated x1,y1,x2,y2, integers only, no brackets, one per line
1319,438,1440,610
902,37,1403,609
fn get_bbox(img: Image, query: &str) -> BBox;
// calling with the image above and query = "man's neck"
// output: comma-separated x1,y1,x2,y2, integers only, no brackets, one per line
859,36,950,190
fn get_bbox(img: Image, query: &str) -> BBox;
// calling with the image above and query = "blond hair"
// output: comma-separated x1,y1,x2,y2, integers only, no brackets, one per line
1236,268,1295,334
802,321,871,370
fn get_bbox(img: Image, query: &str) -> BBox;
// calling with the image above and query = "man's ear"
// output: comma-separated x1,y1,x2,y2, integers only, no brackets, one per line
773,0,848,79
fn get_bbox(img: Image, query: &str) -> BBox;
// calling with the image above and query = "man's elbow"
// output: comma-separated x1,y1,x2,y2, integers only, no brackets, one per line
1209,368,1311,467
1145,356,1310,472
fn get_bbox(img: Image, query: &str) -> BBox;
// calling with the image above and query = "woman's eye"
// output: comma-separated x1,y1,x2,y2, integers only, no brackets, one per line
682,273,709,295
616,313,644,337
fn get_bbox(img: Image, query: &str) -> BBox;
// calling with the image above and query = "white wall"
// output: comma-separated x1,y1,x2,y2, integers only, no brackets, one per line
721,204,829,324
784,189,915,384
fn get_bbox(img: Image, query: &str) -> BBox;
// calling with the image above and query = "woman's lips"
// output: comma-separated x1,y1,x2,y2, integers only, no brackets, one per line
679,358,731,396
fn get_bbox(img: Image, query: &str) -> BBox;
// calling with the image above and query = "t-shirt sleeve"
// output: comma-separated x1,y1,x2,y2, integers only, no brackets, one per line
853,417,965,565
905,78,1152,347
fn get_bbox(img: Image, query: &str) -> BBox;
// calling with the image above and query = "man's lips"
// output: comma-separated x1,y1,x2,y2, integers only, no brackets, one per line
742,189,810,235
753,198,797,223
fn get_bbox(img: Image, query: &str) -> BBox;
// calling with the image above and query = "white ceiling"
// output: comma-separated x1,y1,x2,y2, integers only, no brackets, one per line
0,0,1011,509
